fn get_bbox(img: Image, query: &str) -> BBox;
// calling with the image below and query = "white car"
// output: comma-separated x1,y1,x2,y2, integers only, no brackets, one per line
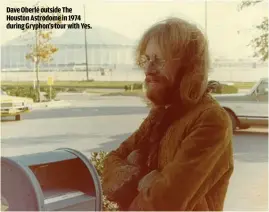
213,78,268,131
1,89,33,121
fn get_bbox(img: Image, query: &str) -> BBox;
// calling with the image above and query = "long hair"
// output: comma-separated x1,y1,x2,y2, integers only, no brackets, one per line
135,17,210,106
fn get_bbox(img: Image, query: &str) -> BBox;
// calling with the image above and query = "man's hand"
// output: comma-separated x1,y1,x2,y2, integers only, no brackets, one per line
128,170,161,211
107,165,140,190
138,170,161,191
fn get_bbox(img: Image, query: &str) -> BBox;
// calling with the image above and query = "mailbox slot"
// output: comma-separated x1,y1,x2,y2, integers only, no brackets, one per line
44,189,96,211
29,157,95,195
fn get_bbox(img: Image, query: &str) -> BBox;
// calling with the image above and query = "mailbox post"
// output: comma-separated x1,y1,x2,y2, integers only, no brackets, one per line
1,148,102,211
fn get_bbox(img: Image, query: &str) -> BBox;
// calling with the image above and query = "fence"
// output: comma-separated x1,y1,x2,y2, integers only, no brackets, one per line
1,67,267,82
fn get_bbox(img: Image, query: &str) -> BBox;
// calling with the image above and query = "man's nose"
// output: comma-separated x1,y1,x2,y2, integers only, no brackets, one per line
145,62,157,74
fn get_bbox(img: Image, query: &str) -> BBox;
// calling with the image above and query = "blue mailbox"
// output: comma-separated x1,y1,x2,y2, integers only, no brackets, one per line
1,148,102,211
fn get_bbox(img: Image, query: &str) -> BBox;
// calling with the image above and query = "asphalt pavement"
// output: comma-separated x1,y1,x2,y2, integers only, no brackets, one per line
1,93,268,211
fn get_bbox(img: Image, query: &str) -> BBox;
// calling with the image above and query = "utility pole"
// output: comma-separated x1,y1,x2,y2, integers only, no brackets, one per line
83,4,89,81
205,0,208,36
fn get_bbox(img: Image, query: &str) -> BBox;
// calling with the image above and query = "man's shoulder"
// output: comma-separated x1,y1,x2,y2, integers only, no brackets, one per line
194,95,231,128
196,94,228,118
178,94,231,129
205,94,229,115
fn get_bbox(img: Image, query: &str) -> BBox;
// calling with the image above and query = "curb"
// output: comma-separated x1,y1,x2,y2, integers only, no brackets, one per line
235,128,268,135
32,101,71,109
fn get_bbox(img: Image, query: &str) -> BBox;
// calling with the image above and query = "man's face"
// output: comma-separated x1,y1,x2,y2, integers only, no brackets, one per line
143,39,179,106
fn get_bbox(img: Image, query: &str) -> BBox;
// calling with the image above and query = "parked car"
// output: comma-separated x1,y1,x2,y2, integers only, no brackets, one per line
207,80,221,93
212,78,268,131
1,89,33,121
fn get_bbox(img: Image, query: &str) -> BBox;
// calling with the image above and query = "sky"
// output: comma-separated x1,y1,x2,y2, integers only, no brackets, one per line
1,0,268,59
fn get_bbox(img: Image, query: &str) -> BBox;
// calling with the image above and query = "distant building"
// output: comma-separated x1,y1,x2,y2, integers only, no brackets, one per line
1,27,267,71
212,58,267,69
1,27,136,71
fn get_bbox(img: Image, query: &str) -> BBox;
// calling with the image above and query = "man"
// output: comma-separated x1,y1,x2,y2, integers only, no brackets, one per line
102,17,234,211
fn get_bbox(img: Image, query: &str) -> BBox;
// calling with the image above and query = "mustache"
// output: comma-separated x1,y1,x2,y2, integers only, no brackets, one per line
145,73,166,82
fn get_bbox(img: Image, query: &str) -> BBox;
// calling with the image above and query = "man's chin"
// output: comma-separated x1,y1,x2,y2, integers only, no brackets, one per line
146,90,165,106
145,83,173,106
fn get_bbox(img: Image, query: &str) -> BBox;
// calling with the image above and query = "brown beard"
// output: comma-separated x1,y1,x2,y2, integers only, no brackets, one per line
146,83,175,106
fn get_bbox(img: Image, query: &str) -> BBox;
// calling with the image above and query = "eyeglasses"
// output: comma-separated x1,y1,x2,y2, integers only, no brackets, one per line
138,54,165,70
138,54,181,71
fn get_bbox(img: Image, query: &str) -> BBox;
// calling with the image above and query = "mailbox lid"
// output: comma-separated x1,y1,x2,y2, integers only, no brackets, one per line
9,150,77,167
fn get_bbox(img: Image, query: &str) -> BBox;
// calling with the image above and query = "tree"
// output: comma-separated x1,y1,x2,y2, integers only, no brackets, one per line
238,0,268,61
24,3,60,102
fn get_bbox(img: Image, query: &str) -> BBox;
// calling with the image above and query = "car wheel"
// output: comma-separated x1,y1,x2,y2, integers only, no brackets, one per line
227,112,237,132
15,114,21,121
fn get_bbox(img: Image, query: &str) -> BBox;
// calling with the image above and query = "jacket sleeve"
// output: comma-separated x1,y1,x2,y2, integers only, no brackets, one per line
102,110,154,196
130,107,232,211
102,108,158,172
102,115,150,172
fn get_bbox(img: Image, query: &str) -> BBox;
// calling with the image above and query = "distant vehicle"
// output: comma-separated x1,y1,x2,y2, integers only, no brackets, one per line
1,89,33,121
213,78,268,131
207,80,222,93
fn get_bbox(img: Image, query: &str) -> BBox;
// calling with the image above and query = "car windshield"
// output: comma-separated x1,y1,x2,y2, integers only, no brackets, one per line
1,89,7,95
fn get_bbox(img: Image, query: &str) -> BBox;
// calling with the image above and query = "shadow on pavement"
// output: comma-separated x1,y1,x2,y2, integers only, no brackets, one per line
20,106,149,120
1,133,102,147
2,128,267,164
85,133,131,153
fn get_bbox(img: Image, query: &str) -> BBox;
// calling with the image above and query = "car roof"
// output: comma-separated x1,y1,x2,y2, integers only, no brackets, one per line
260,78,268,83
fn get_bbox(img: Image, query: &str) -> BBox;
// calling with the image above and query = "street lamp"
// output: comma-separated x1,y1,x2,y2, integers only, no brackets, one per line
83,4,89,81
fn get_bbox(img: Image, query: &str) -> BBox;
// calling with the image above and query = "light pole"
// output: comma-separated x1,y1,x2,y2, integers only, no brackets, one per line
83,4,89,81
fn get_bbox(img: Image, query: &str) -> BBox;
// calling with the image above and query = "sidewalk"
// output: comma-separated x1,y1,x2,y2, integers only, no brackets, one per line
225,169,268,211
